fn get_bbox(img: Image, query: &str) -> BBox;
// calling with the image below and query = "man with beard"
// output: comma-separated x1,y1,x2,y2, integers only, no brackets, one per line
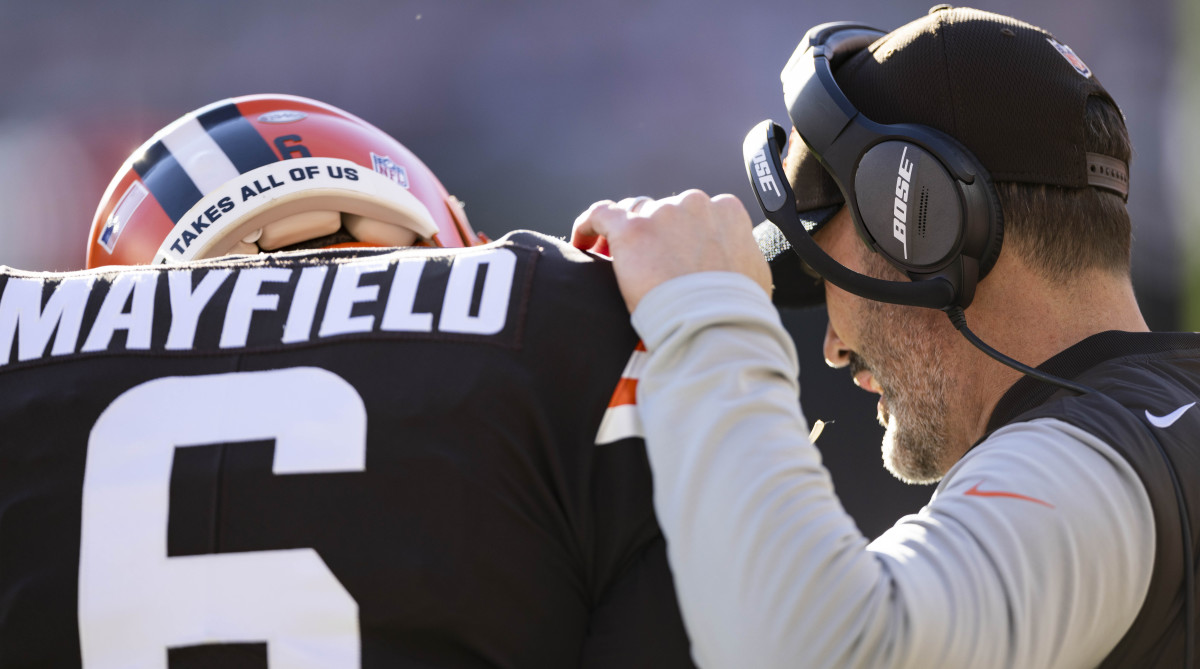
574,6,1198,669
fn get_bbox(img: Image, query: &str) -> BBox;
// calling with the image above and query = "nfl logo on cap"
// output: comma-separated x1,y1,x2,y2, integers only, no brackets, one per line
1047,38,1092,78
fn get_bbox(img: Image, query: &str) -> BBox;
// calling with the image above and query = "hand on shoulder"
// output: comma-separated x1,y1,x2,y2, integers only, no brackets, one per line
570,189,771,311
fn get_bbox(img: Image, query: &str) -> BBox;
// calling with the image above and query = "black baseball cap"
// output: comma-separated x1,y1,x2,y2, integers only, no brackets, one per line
758,5,1130,307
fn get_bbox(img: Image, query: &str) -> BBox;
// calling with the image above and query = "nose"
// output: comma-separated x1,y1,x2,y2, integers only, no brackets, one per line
823,320,851,369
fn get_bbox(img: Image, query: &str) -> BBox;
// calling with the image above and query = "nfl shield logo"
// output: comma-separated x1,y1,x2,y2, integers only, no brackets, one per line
99,181,149,253
371,153,410,188
1047,38,1092,79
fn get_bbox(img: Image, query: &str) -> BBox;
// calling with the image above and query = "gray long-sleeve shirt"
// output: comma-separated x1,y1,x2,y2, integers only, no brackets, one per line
630,271,1154,669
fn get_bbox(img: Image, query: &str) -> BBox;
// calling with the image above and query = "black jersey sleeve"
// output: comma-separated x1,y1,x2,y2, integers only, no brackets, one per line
503,231,696,667
579,435,694,668
580,535,694,668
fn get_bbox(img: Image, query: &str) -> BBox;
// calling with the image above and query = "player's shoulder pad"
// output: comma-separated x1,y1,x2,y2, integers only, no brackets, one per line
493,230,610,265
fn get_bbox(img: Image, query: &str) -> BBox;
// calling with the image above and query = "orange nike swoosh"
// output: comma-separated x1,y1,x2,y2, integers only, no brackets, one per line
964,482,1054,508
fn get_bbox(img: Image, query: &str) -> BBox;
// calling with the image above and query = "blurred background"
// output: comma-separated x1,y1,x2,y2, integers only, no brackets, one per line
0,0,1185,536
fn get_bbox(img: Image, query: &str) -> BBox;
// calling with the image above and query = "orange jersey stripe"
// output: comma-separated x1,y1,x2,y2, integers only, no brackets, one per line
595,342,648,445
608,377,638,408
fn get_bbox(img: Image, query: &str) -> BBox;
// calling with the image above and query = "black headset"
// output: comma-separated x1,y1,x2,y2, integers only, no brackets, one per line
743,22,1003,311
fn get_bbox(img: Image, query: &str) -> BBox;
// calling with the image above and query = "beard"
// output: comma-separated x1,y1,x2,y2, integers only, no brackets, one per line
849,300,955,484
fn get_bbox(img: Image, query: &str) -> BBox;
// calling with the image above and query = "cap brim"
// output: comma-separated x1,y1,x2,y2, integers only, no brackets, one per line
754,205,840,308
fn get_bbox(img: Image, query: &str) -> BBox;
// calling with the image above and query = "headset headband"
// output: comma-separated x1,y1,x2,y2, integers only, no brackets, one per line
747,20,1133,312
746,21,989,310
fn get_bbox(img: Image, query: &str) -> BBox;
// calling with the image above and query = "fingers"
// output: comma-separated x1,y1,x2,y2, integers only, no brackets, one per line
616,196,654,214
650,189,708,217
570,196,657,251
573,191,744,255
570,200,616,250
711,193,753,229
569,190,771,312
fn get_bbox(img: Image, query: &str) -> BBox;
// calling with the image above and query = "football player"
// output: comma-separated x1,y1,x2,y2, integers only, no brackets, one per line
0,94,694,668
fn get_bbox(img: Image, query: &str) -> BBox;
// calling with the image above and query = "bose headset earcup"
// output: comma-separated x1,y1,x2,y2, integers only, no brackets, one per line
852,140,966,269
750,20,1004,311
846,125,1004,307
956,133,1005,280
744,120,958,310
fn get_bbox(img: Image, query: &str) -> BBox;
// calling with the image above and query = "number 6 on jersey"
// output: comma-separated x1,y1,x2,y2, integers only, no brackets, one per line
78,367,365,668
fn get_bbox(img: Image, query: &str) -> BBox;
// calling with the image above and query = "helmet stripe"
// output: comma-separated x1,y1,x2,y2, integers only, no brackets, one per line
160,118,240,194
131,141,203,224
198,103,279,174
